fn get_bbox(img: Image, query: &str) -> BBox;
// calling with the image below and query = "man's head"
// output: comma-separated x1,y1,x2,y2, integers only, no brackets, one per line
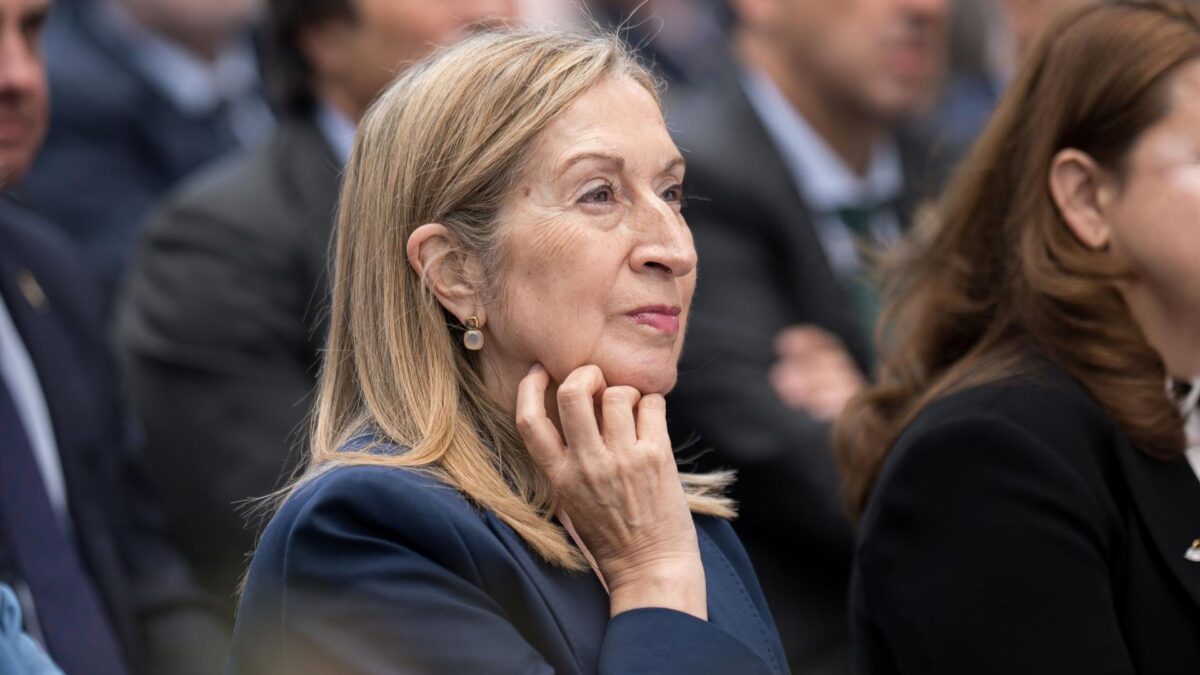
270,0,516,120
0,0,47,188
731,0,948,123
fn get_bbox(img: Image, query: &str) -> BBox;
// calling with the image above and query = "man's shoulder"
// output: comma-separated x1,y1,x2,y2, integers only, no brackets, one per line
153,120,332,235
0,200,100,319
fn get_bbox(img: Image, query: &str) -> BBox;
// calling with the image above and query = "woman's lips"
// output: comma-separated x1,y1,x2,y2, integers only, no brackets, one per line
628,306,681,335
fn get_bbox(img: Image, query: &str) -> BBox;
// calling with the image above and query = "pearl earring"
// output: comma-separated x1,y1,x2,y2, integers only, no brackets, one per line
463,316,484,351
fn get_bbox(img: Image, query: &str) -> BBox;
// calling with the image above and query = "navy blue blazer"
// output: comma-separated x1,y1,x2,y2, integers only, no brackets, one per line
0,198,229,675
227,454,790,674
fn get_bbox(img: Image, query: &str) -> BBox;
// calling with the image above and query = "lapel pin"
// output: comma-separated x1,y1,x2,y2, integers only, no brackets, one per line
16,269,48,312
1186,539,1200,563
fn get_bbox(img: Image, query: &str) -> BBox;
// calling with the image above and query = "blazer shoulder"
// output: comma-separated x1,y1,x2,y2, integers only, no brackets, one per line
263,461,491,564
151,142,286,233
0,201,103,328
149,119,335,240
906,370,1118,465
865,370,1125,537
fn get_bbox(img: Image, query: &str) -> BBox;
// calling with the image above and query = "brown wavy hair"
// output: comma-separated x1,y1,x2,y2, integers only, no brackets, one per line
836,0,1199,519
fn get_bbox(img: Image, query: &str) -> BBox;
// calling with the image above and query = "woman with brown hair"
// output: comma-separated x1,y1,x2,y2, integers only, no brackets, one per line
838,1,1200,672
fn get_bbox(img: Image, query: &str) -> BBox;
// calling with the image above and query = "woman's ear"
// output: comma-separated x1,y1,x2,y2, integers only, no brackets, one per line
407,223,486,324
1048,148,1115,250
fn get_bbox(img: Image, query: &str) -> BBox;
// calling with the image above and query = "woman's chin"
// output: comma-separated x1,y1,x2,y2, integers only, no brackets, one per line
601,365,678,395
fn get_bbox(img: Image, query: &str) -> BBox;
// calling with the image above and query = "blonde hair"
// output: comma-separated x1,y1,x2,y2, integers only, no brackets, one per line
291,28,734,570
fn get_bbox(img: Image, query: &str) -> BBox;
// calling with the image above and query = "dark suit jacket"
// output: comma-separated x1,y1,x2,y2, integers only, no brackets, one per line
852,358,1200,674
0,198,229,675
662,72,935,673
117,116,340,620
227,453,790,674
16,0,262,309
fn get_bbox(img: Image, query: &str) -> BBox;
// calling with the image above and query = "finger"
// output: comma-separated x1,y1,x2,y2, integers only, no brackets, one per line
601,386,641,449
635,393,670,445
516,364,566,470
774,324,840,356
556,365,607,452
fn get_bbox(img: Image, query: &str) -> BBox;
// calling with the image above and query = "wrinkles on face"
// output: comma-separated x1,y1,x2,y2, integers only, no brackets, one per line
479,76,696,400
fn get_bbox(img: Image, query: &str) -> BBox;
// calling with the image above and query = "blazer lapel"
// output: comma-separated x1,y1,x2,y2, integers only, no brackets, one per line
1115,435,1200,609
483,511,609,674
0,214,140,655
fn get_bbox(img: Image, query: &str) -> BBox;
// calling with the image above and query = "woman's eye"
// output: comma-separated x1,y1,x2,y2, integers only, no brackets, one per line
580,185,615,204
662,183,686,203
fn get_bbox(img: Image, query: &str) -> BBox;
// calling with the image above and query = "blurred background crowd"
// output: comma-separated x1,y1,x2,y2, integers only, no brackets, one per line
0,0,1101,673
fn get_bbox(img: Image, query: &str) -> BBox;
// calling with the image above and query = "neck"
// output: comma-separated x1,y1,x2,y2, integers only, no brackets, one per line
736,33,884,176
482,356,571,440
1124,285,1200,380
115,1,228,62
313,83,367,124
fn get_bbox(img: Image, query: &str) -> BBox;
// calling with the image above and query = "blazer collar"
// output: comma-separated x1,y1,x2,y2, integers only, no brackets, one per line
1026,354,1200,609
1114,428,1200,609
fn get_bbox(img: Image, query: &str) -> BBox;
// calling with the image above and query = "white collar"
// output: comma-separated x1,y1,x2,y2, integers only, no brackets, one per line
739,66,904,212
314,101,357,166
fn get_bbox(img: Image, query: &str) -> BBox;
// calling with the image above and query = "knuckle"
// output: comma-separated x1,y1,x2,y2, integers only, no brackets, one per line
557,383,586,406
601,387,634,407
639,393,666,411
515,412,538,436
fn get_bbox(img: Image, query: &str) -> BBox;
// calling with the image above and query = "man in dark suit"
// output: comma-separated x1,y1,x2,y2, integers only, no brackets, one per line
0,0,229,673
664,0,947,672
117,0,516,622
14,0,272,312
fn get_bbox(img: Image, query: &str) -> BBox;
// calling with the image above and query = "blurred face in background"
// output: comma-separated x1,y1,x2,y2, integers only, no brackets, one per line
305,0,516,120
0,0,47,188
119,0,263,56
740,0,948,121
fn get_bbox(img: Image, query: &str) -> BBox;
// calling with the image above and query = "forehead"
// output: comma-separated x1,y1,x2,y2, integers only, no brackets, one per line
533,75,678,170
1165,58,1200,117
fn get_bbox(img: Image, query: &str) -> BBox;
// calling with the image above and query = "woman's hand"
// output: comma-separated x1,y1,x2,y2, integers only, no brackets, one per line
516,363,707,620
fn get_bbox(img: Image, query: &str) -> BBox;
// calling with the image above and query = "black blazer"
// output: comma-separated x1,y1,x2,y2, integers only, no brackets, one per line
662,71,935,673
117,115,341,621
852,359,1200,674
0,198,229,675
227,454,790,674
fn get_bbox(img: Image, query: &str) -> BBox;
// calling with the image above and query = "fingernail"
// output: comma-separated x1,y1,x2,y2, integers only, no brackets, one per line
528,363,544,375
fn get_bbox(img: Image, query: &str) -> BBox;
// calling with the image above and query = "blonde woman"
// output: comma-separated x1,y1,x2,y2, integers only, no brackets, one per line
225,29,788,675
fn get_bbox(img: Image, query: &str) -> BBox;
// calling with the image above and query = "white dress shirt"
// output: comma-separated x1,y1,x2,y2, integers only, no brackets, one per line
0,294,70,524
739,67,905,278
1176,378,1200,483
315,101,357,166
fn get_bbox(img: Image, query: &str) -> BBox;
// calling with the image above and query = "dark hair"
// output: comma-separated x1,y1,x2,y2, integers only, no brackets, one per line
265,0,356,113
835,0,1200,518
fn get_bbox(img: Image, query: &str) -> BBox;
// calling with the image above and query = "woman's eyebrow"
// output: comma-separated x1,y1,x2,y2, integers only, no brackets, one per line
558,152,624,177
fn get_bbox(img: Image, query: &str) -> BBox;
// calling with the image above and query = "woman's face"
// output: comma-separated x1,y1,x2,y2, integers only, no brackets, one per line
481,75,695,397
1103,58,1200,375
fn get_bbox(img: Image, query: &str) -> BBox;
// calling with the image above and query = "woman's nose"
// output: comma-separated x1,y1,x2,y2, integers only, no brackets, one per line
629,202,697,277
